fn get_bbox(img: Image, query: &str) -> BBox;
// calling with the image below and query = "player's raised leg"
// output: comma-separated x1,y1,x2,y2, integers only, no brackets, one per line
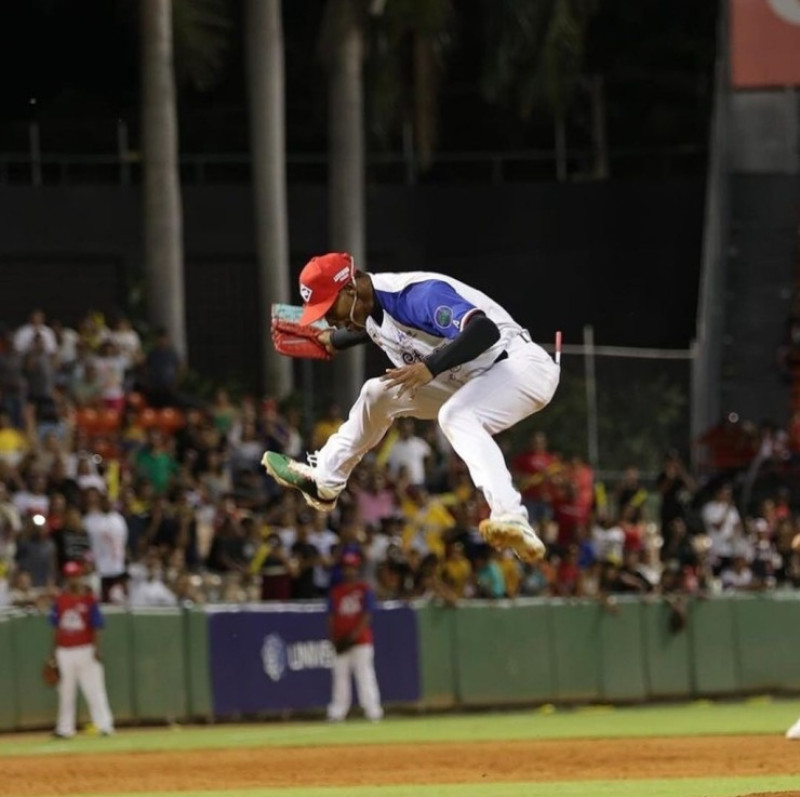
437,347,559,563
262,377,451,510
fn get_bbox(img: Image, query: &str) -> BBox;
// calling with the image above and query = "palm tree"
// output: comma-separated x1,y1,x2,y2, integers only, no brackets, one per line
366,0,454,175
245,0,293,398
319,0,367,406
140,0,229,360
480,0,598,181
141,0,185,356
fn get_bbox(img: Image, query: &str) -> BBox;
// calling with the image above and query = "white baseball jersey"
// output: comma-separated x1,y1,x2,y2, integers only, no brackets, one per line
365,272,551,383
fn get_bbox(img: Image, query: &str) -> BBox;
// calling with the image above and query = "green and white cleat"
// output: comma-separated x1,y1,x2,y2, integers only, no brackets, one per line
478,514,546,564
261,451,341,512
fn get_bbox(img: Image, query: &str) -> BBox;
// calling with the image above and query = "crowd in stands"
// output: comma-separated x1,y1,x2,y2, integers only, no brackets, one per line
1,308,800,614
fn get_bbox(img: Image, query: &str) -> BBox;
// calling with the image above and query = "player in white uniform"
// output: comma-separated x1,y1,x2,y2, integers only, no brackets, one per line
263,252,560,562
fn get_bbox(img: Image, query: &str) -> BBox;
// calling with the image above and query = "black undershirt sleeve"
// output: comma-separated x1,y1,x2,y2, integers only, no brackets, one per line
330,328,371,350
424,314,500,377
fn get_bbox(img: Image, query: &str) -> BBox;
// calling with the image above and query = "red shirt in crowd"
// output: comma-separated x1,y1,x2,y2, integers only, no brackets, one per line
327,581,376,646
50,590,103,648
512,439,556,501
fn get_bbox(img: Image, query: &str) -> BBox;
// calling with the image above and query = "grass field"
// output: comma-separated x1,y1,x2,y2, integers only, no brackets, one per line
4,698,800,797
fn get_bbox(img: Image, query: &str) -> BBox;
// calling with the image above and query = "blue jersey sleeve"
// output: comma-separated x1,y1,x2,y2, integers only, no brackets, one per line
375,280,479,339
89,602,104,629
49,603,58,627
363,587,377,613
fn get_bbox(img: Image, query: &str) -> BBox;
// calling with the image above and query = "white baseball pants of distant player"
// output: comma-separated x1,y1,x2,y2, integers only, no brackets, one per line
316,335,560,520
55,644,114,736
327,643,383,722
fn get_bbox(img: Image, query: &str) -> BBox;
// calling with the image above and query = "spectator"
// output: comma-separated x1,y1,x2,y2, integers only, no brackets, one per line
0,410,28,466
142,328,183,408
655,451,696,533
473,546,506,598
14,309,57,356
210,387,238,437
352,467,397,527
720,554,755,591
128,552,178,607
136,429,178,495
93,340,127,412
614,466,648,521
83,489,128,603
290,514,319,599
69,361,104,408
512,431,557,527
386,419,432,487
22,333,58,421
309,510,339,596
0,327,27,428
311,400,344,451
53,505,92,575
701,483,744,574
205,499,247,574
107,317,143,376
252,532,293,600
13,472,50,517
439,540,472,598
15,513,57,589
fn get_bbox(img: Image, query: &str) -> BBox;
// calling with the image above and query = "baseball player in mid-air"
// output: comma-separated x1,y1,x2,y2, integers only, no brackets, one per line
50,561,114,738
263,252,560,563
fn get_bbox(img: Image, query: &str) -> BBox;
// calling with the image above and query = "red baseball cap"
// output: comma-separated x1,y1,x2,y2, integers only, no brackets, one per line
298,253,355,325
63,561,83,577
341,551,362,568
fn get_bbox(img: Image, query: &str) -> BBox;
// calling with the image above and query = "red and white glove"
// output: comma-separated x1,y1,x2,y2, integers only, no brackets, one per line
271,319,332,360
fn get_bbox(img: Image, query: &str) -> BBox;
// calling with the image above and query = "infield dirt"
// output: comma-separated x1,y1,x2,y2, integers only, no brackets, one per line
3,734,799,795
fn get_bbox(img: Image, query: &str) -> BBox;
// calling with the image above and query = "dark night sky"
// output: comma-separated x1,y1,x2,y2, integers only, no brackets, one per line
0,1,717,350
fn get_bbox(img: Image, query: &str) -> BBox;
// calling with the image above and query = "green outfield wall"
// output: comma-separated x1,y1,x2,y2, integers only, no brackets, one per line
1,594,799,730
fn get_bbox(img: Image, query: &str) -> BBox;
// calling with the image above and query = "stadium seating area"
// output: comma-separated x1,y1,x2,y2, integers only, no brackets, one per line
1,308,799,611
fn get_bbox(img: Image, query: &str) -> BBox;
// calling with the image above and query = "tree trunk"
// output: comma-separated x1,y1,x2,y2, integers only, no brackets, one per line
141,0,187,358
246,0,293,398
589,73,609,180
554,108,567,182
324,0,365,408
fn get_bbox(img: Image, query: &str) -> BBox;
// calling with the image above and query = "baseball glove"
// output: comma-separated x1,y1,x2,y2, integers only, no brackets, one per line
271,319,332,361
42,656,60,687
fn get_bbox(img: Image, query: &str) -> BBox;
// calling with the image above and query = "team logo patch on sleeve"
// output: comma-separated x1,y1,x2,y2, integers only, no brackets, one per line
434,305,454,329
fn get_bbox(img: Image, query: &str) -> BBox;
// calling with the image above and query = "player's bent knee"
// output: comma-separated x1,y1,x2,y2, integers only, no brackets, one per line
437,401,475,436
359,377,391,407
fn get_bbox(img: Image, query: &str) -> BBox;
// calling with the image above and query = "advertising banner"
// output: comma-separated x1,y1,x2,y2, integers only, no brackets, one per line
207,603,420,715
731,0,800,87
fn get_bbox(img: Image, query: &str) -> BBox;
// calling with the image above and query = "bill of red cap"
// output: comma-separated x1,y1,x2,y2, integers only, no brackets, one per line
63,561,83,577
341,551,361,567
298,252,354,325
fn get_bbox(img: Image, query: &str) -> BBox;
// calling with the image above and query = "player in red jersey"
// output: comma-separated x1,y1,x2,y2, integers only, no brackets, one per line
327,551,383,722
50,561,114,738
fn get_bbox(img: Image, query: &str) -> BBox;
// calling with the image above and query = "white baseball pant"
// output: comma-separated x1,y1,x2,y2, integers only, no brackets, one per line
327,643,383,721
55,644,114,736
316,335,560,519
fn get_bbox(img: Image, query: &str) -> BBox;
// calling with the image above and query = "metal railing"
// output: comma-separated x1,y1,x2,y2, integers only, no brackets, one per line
0,144,705,187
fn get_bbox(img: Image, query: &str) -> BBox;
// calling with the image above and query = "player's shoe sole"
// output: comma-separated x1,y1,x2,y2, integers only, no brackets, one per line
261,451,339,512
786,720,800,740
479,515,546,564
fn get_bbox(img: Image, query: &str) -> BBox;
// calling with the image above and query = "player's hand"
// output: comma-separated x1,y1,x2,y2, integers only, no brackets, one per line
316,329,336,356
380,362,433,398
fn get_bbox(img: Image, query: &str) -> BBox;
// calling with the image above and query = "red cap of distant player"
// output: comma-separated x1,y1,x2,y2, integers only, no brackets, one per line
63,561,83,577
341,551,362,568
298,253,355,325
